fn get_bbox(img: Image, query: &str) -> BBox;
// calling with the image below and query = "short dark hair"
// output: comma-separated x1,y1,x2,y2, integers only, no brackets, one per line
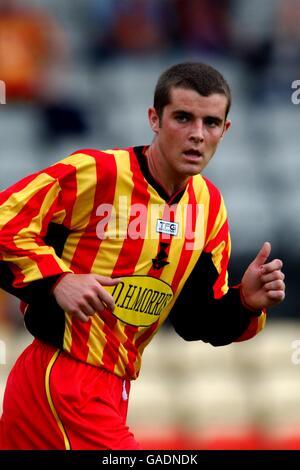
154,62,231,120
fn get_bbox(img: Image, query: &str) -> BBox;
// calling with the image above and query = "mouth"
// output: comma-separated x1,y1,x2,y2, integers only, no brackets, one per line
183,149,203,160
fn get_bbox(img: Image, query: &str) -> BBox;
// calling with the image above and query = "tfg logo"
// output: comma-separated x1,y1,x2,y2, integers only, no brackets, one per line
156,219,179,236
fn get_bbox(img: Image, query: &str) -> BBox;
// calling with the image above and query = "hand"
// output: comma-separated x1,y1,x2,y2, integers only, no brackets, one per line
53,273,120,322
241,241,285,311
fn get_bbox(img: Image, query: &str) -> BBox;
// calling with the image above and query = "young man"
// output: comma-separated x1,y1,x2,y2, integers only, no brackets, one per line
0,63,285,450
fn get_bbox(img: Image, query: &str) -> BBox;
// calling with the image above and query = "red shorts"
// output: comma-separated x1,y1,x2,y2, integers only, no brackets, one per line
0,339,140,450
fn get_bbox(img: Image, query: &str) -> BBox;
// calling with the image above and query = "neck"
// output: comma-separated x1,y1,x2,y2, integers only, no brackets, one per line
145,143,188,198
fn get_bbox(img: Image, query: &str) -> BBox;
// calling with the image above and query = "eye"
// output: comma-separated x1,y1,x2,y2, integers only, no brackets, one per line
175,113,190,123
204,117,222,128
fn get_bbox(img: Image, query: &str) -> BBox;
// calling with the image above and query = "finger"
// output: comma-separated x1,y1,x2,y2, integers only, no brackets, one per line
94,275,121,286
266,290,285,302
89,295,107,313
253,241,271,267
82,290,106,312
261,259,283,274
90,283,116,311
80,301,96,316
261,271,285,283
97,286,116,311
72,310,90,323
93,283,116,311
264,280,285,292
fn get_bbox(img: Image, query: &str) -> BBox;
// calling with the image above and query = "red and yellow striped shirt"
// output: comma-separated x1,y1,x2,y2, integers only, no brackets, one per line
0,146,265,379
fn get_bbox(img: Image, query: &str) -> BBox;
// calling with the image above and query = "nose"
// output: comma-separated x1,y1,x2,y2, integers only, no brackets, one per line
189,120,204,143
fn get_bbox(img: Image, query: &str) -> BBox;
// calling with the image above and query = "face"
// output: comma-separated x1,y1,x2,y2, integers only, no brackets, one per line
148,87,231,187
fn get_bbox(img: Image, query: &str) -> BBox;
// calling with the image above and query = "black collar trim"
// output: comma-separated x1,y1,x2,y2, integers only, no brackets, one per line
133,146,187,204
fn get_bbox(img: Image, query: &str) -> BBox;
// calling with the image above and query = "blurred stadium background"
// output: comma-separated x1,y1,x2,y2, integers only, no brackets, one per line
0,0,299,449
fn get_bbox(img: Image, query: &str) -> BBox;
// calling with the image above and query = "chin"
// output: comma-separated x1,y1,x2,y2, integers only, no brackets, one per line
185,164,204,176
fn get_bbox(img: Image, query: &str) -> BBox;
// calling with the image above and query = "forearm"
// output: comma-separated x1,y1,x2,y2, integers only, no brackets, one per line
0,227,72,300
168,251,264,346
169,285,262,346
0,261,67,303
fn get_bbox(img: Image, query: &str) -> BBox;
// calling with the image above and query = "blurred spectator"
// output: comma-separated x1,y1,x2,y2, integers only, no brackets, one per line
0,0,88,142
87,0,174,61
172,0,232,56
267,0,300,100
0,0,63,102
232,0,300,103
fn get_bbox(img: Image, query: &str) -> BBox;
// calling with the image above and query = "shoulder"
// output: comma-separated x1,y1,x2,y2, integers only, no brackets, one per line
69,147,132,168
69,148,119,164
191,175,227,232
70,148,131,160
201,175,223,199
49,147,132,175
191,174,223,202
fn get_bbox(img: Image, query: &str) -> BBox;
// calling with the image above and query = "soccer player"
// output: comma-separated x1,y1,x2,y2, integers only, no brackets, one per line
0,63,285,450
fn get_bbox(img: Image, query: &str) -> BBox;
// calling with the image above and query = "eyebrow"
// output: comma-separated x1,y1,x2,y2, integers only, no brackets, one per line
204,116,223,124
172,110,224,123
172,110,193,117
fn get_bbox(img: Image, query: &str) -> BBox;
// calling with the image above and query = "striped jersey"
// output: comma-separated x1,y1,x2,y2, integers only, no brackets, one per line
0,146,266,379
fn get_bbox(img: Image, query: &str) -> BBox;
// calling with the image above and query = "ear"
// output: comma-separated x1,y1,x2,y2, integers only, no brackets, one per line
220,119,231,139
148,107,160,134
